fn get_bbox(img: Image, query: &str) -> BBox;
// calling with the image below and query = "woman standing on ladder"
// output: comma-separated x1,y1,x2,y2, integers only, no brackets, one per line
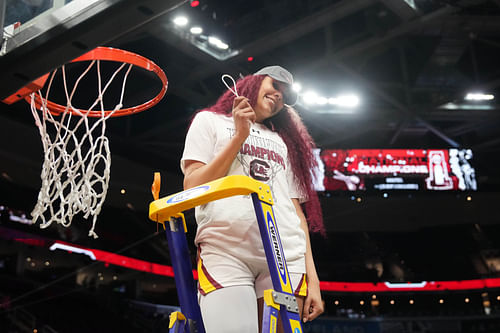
181,66,324,333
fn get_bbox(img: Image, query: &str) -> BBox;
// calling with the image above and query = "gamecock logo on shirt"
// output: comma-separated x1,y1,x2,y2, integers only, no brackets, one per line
250,159,270,181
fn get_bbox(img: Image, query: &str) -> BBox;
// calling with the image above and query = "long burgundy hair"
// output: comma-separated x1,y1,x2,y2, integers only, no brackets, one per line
197,74,325,235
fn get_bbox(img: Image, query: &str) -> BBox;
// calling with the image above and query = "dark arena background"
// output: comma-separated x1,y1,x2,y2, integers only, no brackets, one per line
1,0,500,332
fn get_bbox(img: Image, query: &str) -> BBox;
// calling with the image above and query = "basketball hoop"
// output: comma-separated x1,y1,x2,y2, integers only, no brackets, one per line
8,47,168,238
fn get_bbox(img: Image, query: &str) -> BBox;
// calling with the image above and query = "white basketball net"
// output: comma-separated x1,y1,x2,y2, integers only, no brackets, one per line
29,60,133,238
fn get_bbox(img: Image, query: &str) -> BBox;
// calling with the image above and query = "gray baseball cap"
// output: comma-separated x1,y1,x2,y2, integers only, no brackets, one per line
254,65,298,106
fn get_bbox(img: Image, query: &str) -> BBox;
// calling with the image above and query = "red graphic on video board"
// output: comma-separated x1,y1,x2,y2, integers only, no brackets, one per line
314,149,476,191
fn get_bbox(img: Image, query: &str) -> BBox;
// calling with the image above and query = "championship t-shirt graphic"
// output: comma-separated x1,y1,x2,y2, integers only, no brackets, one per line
180,111,306,273
228,127,287,196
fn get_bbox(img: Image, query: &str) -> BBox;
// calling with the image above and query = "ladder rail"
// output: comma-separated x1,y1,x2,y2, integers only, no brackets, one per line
150,175,304,333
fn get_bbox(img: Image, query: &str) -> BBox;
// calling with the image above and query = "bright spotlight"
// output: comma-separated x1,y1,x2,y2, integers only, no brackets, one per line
208,36,229,49
465,92,494,101
316,96,328,105
336,94,360,107
208,36,220,46
292,82,302,92
303,91,318,105
217,41,229,50
190,26,203,34
173,16,188,26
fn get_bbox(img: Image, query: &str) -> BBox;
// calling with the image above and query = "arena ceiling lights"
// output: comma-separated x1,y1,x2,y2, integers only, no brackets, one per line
439,91,496,111
301,89,361,113
169,14,239,60
464,92,495,101
290,79,361,112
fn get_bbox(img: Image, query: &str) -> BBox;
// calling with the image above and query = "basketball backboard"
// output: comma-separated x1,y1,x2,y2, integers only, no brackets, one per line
0,0,186,101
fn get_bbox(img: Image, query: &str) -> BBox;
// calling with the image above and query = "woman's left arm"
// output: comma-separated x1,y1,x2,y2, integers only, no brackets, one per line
291,198,324,323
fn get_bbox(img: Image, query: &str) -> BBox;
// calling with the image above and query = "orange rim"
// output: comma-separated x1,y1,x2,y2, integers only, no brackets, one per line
27,47,168,117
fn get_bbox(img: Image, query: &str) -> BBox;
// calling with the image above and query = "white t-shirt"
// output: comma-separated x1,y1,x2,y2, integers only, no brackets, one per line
181,111,306,273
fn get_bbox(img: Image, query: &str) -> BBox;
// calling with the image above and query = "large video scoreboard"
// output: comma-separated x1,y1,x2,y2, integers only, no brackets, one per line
313,149,477,191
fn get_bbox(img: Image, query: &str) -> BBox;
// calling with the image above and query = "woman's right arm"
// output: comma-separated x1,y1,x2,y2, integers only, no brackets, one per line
183,96,255,190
